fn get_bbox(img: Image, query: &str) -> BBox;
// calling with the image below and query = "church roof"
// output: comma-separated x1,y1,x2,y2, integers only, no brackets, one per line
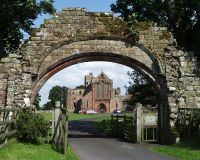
95,71,111,81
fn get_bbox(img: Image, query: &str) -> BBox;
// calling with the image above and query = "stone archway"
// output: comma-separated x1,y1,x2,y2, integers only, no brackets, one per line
0,8,199,144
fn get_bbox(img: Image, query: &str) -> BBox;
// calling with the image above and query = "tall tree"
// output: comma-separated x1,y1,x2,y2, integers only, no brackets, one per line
0,0,55,59
111,0,200,58
48,86,68,108
126,70,158,107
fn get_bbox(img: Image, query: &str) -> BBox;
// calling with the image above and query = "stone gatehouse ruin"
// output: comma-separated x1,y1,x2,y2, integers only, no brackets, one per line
0,8,199,143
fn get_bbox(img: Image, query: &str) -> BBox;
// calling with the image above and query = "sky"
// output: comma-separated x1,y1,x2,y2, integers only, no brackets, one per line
34,0,118,27
35,0,134,105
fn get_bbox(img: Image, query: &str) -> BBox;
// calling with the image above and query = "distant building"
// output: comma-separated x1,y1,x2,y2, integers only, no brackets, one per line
67,72,130,113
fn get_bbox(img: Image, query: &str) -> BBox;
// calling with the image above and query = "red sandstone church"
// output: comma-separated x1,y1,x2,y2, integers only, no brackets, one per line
67,72,129,113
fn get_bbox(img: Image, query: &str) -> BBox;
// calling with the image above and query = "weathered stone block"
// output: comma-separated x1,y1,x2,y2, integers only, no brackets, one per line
196,91,200,96
185,86,194,91
168,87,176,91
170,113,177,120
169,103,177,108
194,97,200,102
185,91,196,97
1,58,10,63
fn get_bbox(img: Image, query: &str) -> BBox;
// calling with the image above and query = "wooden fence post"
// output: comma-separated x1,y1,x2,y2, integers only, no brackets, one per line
124,115,126,137
135,103,143,143
52,101,69,154
116,115,119,133
62,108,68,154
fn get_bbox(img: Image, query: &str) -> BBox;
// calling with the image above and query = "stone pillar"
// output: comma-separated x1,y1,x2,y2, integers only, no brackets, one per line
135,103,143,143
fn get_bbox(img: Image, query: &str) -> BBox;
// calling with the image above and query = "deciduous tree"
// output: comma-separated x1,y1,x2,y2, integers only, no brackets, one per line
111,0,200,58
0,0,55,58
48,85,68,108
126,70,158,107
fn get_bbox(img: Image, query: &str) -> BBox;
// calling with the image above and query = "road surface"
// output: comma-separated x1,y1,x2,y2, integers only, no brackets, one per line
68,119,176,160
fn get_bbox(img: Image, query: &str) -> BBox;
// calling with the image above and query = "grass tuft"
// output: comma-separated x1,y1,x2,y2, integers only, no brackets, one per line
152,137,200,160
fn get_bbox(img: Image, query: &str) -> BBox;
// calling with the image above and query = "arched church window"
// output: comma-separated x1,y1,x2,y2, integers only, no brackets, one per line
105,83,109,98
96,83,99,98
100,81,104,98
87,101,88,109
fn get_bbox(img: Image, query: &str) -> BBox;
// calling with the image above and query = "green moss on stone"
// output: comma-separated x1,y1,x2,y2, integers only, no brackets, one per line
136,22,151,31
160,31,171,40
99,17,129,37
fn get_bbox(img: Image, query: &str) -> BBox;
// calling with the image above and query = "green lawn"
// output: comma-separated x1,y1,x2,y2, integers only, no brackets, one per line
152,137,200,160
38,111,112,122
37,111,52,121
0,111,113,160
0,142,78,160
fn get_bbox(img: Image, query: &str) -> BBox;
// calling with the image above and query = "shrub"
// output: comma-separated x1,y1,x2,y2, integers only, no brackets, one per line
176,109,200,139
16,108,49,144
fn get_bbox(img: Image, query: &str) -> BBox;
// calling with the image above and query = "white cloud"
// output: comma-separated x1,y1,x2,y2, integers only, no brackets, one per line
47,79,59,85
39,62,133,105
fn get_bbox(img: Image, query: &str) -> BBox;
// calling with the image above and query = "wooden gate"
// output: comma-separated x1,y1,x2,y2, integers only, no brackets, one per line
111,114,135,142
0,107,18,149
135,103,158,143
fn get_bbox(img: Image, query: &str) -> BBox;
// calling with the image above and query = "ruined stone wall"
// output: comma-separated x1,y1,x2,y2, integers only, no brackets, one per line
138,25,200,141
0,8,199,143
0,54,31,108
67,89,85,112
0,62,8,107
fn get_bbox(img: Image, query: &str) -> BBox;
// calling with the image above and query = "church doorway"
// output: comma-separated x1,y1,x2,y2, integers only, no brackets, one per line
98,103,107,113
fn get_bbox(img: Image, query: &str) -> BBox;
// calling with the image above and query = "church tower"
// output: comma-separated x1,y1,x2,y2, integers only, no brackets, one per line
84,72,93,87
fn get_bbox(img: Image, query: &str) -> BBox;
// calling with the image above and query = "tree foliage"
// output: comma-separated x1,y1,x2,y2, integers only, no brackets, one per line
48,85,68,108
75,85,85,89
177,109,200,138
111,0,200,57
42,101,54,110
126,70,158,107
16,108,49,144
0,0,55,58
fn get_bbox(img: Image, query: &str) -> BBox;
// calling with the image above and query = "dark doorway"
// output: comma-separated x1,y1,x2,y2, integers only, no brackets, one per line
98,103,106,113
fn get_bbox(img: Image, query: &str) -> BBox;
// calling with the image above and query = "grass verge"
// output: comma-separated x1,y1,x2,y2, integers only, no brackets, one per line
0,141,78,160
152,137,200,160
